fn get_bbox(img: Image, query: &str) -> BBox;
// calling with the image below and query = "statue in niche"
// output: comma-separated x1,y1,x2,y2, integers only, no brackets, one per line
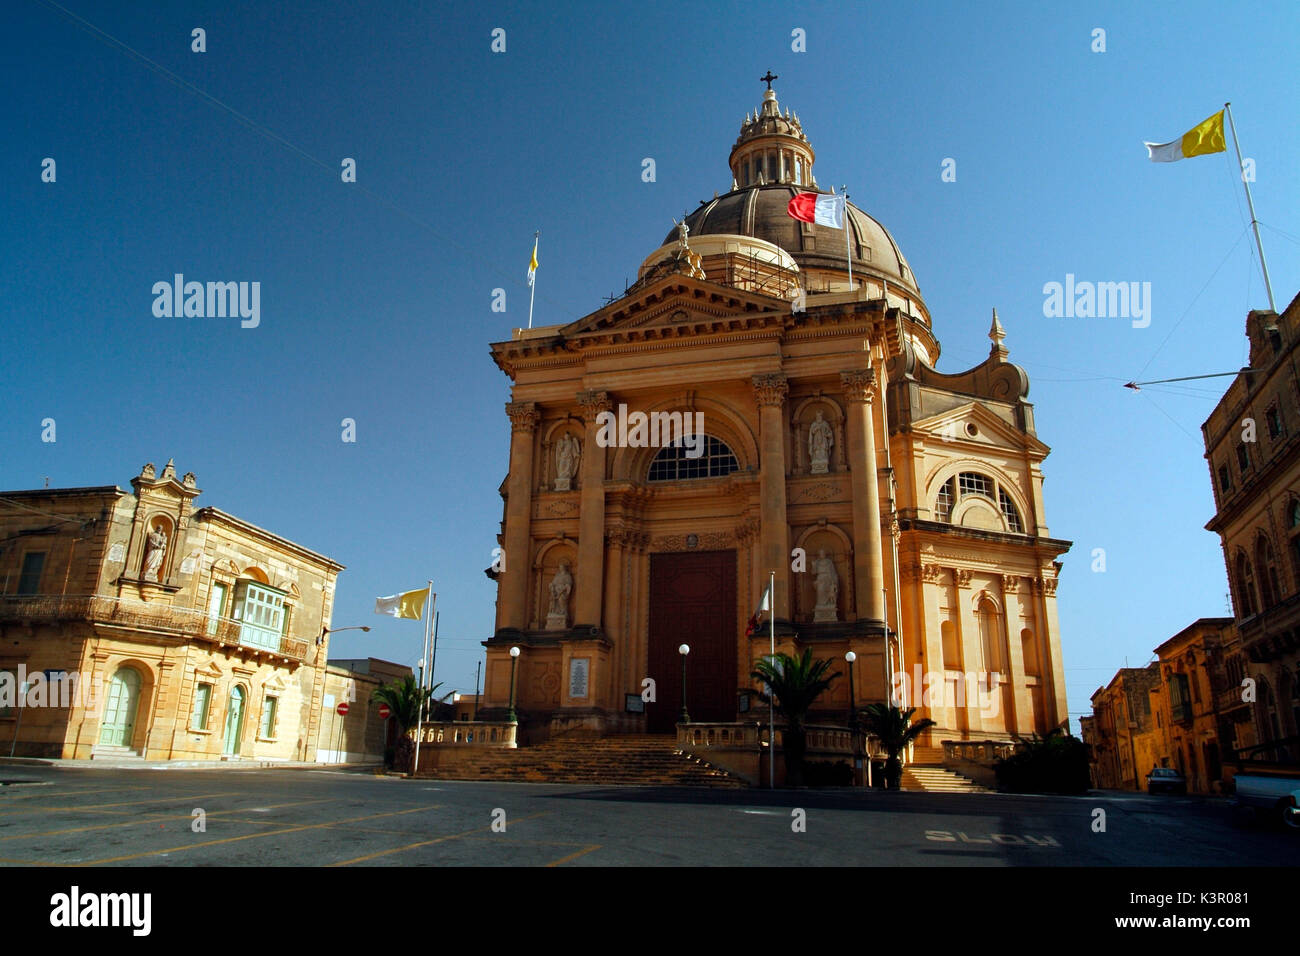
813,549,839,622
546,561,573,630
142,525,168,582
554,433,580,491
809,410,834,474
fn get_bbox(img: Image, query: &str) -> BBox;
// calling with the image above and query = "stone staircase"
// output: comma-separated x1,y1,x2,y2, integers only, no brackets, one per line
900,763,992,793
89,745,143,761
419,733,746,788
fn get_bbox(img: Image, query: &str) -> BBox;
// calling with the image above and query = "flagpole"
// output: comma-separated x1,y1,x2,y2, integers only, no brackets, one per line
1224,103,1276,313
528,230,539,329
769,569,776,791
412,582,432,776
842,186,854,292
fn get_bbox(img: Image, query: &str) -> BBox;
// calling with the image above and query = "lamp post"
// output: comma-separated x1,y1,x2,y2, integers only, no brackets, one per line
319,624,370,646
506,646,521,722
845,650,857,726
846,650,862,787
678,644,691,725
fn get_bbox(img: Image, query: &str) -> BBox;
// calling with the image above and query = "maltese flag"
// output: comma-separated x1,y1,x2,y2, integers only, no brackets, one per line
787,191,846,228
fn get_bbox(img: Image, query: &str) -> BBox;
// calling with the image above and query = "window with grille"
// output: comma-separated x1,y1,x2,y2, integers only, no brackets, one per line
648,436,739,482
958,472,992,498
935,478,954,521
999,490,1024,533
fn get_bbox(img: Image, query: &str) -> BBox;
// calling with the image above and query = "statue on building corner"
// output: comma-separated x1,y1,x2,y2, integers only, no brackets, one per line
809,410,834,474
142,525,168,582
546,561,573,630
813,549,839,622
554,433,580,491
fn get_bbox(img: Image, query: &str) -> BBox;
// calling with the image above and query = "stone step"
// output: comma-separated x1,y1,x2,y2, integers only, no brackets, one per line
900,765,991,793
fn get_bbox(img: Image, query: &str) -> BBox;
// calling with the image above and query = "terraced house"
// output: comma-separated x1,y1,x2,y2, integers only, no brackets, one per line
0,460,344,761
1204,293,1300,763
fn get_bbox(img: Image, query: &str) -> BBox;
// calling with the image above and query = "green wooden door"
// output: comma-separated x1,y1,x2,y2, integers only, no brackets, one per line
223,686,246,755
98,667,141,747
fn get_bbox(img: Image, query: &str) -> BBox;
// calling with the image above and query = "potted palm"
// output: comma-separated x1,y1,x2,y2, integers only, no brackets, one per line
751,649,840,788
371,675,447,774
859,703,935,790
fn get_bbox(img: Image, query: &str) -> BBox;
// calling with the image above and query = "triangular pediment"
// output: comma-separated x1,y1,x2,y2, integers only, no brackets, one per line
913,401,1049,457
562,274,787,338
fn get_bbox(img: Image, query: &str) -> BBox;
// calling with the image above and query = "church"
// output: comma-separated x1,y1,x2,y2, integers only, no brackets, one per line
482,81,1072,749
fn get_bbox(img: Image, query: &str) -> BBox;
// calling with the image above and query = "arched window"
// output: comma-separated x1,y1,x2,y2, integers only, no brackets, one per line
977,599,1005,675
647,436,739,482
1255,536,1280,609
1236,552,1258,617
998,490,1024,533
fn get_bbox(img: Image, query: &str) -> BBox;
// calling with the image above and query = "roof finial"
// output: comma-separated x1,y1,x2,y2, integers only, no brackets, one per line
989,308,1007,354
760,70,779,91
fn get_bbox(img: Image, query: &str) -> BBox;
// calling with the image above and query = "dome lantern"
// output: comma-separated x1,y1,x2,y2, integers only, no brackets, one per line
729,80,815,190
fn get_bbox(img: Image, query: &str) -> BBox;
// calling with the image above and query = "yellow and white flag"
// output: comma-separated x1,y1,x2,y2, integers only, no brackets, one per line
1144,110,1226,163
527,237,539,286
374,587,430,620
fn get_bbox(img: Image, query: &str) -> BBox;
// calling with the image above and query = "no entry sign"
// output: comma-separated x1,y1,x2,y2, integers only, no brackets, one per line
336,701,350,716
377,703,391,720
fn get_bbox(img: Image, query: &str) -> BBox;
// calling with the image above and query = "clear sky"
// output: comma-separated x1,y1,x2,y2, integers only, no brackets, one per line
4,1,1298,726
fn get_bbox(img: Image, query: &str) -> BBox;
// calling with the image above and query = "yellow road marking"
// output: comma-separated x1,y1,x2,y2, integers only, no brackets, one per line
0,797,338,842
0,791,242,817
545,844,601,867
0,786,145,802
327,810,554,866
71,805,440,865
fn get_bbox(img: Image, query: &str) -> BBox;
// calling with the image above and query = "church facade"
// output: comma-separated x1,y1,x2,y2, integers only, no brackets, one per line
484,84,1071,745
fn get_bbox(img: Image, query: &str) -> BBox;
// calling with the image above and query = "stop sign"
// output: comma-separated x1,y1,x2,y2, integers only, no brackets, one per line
377,703,391,720
336,701,349,716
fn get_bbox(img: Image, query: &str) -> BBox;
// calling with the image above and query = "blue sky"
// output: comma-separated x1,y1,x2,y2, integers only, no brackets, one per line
4,1,1298,725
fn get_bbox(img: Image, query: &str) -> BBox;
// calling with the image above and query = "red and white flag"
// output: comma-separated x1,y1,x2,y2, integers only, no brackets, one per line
787,192,846,228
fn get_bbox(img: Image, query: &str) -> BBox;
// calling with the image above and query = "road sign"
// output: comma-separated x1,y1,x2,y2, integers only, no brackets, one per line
377,703,391,720
336,701,349,716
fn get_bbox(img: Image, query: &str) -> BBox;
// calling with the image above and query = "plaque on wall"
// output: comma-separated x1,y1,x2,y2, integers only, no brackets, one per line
106,542,126,564
568,658,590,699
179,551,201,574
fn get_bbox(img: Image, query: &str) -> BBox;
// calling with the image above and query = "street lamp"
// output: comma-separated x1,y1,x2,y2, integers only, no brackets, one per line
506,645,521,723
678,643,691,725
844,650,858,726
319,624,370,646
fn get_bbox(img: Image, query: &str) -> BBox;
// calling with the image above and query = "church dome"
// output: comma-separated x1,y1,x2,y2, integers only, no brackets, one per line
661,81,923,303
664,184,921,298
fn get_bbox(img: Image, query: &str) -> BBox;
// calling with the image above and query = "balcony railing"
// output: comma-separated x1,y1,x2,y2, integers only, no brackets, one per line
0,594,310,662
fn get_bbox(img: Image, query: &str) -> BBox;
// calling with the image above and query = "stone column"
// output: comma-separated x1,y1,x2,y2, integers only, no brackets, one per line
954,569,984,735
1034,573,1068,731
1001,575,1034,735
752,374,790,618
575,390,612,628
501,401,539,630
841,369,886,624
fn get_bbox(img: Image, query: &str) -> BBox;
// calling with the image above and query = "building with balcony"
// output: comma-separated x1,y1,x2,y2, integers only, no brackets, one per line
1203,292,1300,764
0,461,345,761
1087,665,1163,791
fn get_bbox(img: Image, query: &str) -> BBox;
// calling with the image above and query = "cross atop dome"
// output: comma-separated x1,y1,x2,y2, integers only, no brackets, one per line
731,79,814,190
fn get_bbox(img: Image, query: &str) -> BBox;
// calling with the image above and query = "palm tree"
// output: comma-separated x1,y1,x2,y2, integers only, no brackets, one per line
371,675,449,773
751,649,840,788
858,703,935,790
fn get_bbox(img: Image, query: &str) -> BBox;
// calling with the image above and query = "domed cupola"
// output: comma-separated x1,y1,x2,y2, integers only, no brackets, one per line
729,76,815,189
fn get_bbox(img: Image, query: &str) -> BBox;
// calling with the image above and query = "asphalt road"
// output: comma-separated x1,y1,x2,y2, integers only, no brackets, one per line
0,765,1293,867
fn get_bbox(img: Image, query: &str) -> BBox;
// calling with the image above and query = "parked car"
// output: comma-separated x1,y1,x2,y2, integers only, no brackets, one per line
1146,767,1187,795
1232,771,1300,830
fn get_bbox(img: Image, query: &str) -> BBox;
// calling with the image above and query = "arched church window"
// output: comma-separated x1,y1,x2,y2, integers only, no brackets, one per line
998,490,1024,533
1255,535,1280,609
1236,552,1258,617
935,478,954,521
647,436,740,482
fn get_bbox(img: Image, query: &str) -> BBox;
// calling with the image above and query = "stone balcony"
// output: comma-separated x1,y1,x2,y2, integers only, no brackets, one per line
0,594,310,664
